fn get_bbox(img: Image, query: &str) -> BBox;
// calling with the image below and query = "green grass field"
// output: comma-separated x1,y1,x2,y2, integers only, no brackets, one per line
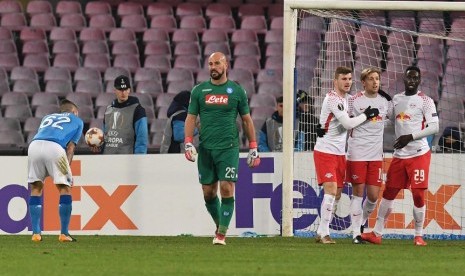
1,235,465,275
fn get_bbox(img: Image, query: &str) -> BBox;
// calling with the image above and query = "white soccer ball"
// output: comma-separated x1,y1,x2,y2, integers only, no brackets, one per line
85,127,104,147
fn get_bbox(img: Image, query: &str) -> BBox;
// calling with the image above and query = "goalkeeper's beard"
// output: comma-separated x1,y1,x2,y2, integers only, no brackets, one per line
210,70,224,80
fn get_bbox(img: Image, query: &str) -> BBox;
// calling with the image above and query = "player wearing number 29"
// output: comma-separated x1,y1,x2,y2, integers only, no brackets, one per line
314,66,380,244
184,52,260,245
346,68,393,244
27,99,84,243
362,66,439,246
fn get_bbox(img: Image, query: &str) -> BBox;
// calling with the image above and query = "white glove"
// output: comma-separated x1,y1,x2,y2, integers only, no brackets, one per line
247,141,260,168
184,138,197,162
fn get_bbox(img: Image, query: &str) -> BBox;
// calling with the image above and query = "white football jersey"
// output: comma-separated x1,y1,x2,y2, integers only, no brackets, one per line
347,91,393,161
314,91,350,155
391,91,439,158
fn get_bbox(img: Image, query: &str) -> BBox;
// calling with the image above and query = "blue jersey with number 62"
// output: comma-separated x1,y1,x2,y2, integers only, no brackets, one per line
33,112,84,149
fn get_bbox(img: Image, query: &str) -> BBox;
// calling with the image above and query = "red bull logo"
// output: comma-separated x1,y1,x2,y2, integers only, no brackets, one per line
396,112,412,121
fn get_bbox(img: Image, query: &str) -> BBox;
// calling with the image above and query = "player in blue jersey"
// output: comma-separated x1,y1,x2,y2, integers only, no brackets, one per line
27,99,84,243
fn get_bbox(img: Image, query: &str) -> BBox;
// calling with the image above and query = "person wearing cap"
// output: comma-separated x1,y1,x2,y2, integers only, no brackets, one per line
101,75,148,154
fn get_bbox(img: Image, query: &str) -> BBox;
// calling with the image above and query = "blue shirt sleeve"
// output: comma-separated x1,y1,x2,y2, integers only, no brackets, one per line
172,120,185,143
258,130,270,152
134,117,148,154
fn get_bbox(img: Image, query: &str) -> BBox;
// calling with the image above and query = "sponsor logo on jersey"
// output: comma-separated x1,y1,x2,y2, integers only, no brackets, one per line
337,103,344,111
396,112,411,121
226,87,233,94
206,94,228,105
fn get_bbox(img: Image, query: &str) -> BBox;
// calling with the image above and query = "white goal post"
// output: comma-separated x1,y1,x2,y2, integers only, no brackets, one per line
282,0,465,237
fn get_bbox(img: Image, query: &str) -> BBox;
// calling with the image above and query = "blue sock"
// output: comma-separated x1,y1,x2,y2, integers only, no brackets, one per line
59,195,72,235
29,196,42,234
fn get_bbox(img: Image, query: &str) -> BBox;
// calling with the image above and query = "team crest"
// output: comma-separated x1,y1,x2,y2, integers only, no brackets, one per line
226,87,233,94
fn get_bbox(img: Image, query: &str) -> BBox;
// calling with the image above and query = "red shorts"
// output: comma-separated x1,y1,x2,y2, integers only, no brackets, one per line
346,160,383,187
314,150,346,188
385,151,431,189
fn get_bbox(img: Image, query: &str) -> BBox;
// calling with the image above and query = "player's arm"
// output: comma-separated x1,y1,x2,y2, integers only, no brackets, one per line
241,114,260,168
66,142,76,165
336,109,376,130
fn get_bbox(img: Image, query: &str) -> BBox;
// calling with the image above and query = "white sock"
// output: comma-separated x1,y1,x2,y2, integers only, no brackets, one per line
330,199,339,221
317,194,335,237
362,198,377,226
350,196,363,238
413,205,426,237
373,198,393,236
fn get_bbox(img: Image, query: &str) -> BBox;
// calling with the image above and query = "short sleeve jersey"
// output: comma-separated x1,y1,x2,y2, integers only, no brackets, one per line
314,91,350,155
33,112,84,149
392,91,439,158
347,91,392,161
188,79,250,149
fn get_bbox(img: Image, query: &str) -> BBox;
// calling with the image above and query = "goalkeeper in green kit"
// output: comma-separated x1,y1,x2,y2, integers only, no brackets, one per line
184,52,261,245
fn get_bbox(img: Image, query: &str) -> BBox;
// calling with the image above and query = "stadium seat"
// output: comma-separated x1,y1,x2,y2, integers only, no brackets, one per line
95,93,116,109
89,118,104,129
142,29,169,44
79,27,106,42
22,40,49,56
266,43,283,57
238,4,265,18
209,16,236,34
196,70,210,83
167,80,194,94
112,41,139,56
176,2,203,19
231,29,258,46
265,29,283,44
52,40,80,55
4,104,33,123
56,1,82,17
135,80,164,98
173,56,201,72
96,106,107,119
150,15,177,33
203,42,231,59
156,106,169,119
147,3,173,19
167,68,194,84
89,14,115,32
23,54,50,72
234,42,260,57
240,16,267,34
85,1,111,17
30,13,57,31
134,68,162,84
0,27,13,40
26,1,52,16
0,0,23,14
144,55,172,74
1,13,27,31
74,105,95,123
133,93,154,108
233,56,261,75
10,66,38,83
45,80,73,97
31,93,59,110
53,53,80,72
228,68,255,86
179,15,206,33
268,5,284,20
23,117,42,135
82,40,109,55
113,55,141,74
66,93,94,109
155,93,175,108
205,3,232,19
257,82,283,98
144,41,172,58
74,67,101,82
0,40,17,54
109,28,136,42
19,27,45,42
83,53,111,73
257,68,283,85
75,80,104,98
44,67,72,82
121,14,147,33
1,92,29,107
48,22,76,41
144,106,156,122
117,2,143,17
150,118,168,134
104,67,131,83
12,79,41,97
174,42,201,57
0,130,25,145
0,53,20,71
172,29,199,45
59,14,87,31
201,29,228,46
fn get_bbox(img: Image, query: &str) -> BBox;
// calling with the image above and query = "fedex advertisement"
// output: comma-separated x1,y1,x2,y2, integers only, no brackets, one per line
0,153,463,236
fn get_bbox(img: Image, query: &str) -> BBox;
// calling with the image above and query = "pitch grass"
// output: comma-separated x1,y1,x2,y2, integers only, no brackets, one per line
1,236,465,276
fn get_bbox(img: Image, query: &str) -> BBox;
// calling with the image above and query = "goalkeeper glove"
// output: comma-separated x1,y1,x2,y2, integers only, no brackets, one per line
316,123,326,138
247,141,260,168
363,106,380,120
184,137,197,162
296,90,308,103
378,89,392,101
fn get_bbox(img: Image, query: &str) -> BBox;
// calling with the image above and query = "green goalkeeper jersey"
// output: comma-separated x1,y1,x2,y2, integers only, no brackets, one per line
188,79,250,150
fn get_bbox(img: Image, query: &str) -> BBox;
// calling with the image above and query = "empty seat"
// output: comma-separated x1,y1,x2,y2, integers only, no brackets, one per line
136,80,164,98
44,67,72,82
22,40,49,56
266,43,283,57
0,27,13,40
174,42,201,57
176,2,203,18
53,53,80,72
26,1,52,16
172,29,199,44
209,16,236,34
257,68,283,85
82,40,109,55
204,42,231,58
240,15,267,34
83,53,111,73
155,93,175,108
231,29,258,46
23,117,42,135
0,40,17,54
121,14,148,33
238,4,265,18
1,92,29,107
150,15,177,33
4,105,33,123
265,56,283,70
173,56,201,72
75,80,104,98
233,56,260,75
167,80,194,94
117,2,143,17
74,67,101,82
113,55,141,74
144,41,171,58
104,67,131,82
30,13,57,31
23,54,50,72
45,80,73,97
147,3,173,19
196,70,210,83
142,29,169,44
234,42,260,57
257,82,283,97
79,27,106,42
179,15,206,33
12,79,41,96
133,93,154,108
89,14,115,32
150,118,168,134
95,93,116,108
144,55,172,74
109,28,136,42
66,93,94,109
56,1,82,17
268,5,284,21
265,29,283,44
1,13,27,31
89,118,103,129
166,68,194,84
59,13,86,31
0,130,25,145
31,93,59,110
228,68,255,85
76,105,95,124
10,66,38,82
52,40,79,55
50,27,77,42
112,41,139,56
85,1,111,17
0,0,23,14
201,29,228,45
134,68,162,84
205,3,232,19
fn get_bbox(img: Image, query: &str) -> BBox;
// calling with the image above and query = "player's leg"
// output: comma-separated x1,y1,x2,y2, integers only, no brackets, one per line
346,160,367,243
361,161,383,232
198,146,220,234
56,184,76,242
408,152,430,246
212,147,239,245
27,140,46,242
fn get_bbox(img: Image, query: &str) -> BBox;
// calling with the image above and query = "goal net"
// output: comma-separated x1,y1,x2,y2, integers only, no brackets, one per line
282,0,465,240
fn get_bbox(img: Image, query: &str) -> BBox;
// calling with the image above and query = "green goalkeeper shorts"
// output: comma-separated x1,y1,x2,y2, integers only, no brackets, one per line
197,145,239,184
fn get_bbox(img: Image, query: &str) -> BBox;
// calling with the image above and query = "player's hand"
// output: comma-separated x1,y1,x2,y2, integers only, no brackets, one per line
363,106,380,120
184,137,197,162
247,141,260,168
378,89,392,101
394,134,413,149
316,123,326,137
